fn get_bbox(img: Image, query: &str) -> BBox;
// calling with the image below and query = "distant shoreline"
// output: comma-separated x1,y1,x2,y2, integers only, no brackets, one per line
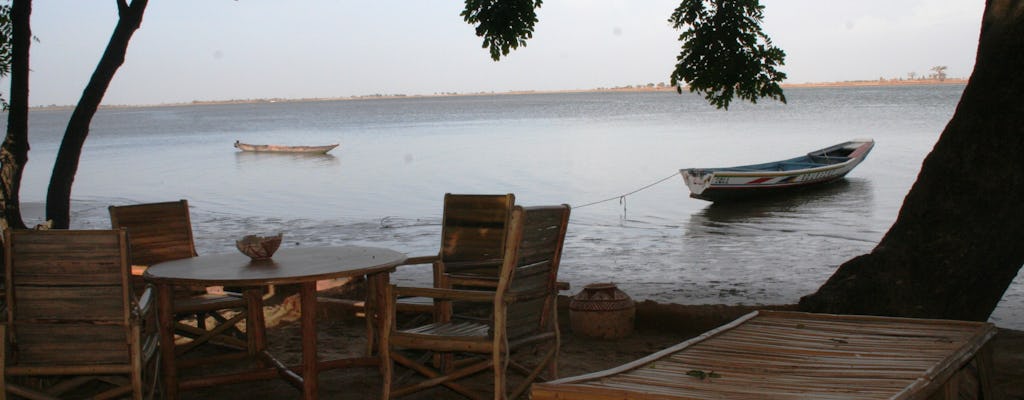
32,78,968,110
782,78,967,88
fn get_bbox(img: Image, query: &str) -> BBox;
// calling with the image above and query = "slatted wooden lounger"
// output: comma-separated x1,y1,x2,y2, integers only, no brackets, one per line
532,310,997,400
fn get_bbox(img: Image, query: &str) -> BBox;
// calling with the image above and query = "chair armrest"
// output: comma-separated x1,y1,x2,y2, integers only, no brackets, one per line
447,274,499,289
394,286,495,303
133,284,156,322
397,255,439,267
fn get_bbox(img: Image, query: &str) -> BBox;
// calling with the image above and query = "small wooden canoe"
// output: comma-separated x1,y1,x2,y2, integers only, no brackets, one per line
680,138,874,202
234,140,339,154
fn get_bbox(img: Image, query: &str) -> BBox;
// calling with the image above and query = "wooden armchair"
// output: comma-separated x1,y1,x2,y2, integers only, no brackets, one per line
109,200,264,359
0,229,159,399
358,193,515,350
381,204,571,400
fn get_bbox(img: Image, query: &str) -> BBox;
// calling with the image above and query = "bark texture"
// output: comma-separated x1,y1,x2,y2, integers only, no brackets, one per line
0,0,32,230
800,0,1024,321
45,0,147,228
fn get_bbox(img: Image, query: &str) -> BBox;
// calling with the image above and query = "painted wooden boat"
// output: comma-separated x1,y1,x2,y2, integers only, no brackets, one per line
680,138,874,202
234,140,339,154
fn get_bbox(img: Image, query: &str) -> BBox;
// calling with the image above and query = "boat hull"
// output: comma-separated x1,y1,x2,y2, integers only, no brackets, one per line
681,139,873,202
234,141,339,154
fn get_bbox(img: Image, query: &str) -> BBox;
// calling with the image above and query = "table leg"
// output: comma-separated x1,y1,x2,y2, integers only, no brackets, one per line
366,271,391,373
156,283,179,400
364,275,377,355
300,281,318,400
245,288,267,358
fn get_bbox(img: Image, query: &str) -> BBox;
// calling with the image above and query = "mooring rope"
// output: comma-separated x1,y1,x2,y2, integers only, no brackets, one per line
573,171,681,210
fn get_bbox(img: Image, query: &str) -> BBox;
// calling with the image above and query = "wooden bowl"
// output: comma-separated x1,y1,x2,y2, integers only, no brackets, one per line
236,233,283,261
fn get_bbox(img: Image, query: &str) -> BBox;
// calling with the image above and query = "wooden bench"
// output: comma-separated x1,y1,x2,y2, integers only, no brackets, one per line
532,310,997,400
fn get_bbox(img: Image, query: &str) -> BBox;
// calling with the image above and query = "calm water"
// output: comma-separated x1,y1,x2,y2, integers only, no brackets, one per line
18,86,1023,329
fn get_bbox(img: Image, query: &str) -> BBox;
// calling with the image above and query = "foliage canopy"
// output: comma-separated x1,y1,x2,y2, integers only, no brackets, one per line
461,0,543,61
669,0,786,109
0,3,11,110
461,0,787,109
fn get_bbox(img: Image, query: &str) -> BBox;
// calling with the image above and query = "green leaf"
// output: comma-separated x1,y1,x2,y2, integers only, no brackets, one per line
686,369,722,380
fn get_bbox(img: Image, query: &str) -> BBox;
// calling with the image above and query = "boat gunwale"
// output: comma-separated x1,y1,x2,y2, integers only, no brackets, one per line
685,158,856,178
234,141,339,153
682,140,873,179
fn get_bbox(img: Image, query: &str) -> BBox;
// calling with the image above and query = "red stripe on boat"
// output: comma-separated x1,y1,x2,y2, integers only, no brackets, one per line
747,177,773,184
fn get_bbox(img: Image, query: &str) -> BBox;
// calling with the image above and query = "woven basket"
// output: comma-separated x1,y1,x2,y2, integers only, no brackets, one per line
236,233,283,261
569,283,635,339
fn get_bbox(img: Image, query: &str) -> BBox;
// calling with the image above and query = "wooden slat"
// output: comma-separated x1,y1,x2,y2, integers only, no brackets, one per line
14,285,124,321
13,324,130,365
394,286,495,302
440,193,514,263
109,199,197,266
532,311,997,400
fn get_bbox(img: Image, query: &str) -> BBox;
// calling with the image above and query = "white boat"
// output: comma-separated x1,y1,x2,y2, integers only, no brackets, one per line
234,140,339,154
680,139,874,202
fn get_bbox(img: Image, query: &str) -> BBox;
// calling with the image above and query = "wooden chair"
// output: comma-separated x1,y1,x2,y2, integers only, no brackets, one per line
410,193,516,306
381,204,571,400
0,229,159,400
356,193,516,351
109,200,264,359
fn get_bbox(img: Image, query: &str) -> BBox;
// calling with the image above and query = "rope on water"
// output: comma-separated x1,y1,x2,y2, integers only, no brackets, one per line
573,171,681,210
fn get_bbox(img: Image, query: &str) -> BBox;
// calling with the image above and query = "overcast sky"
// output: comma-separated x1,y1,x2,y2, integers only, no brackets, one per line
23,0,985,106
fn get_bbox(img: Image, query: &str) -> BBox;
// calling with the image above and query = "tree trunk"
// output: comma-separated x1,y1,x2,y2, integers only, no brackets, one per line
800,0,1024,321
0,0,32,231
45,0,147,228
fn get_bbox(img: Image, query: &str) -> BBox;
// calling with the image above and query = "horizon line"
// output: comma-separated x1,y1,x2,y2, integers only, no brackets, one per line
28,77,967,110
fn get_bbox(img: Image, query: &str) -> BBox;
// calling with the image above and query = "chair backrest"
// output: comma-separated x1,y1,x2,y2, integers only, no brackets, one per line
3,229,134,366
438,193,515,275
497,204,571,340
109,199,197,266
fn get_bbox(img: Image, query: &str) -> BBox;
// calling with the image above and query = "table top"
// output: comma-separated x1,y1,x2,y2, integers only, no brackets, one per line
143,245,406,286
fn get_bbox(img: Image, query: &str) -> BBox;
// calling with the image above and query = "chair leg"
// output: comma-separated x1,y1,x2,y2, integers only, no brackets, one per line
494,347,509,400
0,324,6,400
508,344,558,399
380,284,394,400
130,325,143,400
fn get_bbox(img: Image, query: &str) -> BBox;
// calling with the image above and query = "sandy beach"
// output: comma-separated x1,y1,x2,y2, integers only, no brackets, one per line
172,292,1023,400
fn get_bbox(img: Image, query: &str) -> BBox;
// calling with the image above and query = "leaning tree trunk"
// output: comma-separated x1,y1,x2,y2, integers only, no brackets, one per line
45,0,147,229
0,0,32,231
800,0,1024,321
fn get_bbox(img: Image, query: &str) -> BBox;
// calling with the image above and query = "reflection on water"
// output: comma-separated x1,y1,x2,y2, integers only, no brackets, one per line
691,179,873,228
631,178,882,308
233,151,340,167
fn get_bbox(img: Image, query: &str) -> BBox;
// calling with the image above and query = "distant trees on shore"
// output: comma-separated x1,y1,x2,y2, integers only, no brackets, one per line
902,66,949,82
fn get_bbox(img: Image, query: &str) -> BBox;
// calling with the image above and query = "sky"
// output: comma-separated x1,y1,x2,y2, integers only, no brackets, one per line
21,0,985,106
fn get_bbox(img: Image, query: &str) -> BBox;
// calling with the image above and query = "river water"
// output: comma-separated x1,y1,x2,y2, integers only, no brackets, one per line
18,85,1023,329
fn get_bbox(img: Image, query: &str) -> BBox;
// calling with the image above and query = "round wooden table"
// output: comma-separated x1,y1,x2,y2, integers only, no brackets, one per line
144,245,406,400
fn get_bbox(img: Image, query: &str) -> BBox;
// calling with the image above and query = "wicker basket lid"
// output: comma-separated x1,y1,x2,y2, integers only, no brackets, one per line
569,283,635,311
